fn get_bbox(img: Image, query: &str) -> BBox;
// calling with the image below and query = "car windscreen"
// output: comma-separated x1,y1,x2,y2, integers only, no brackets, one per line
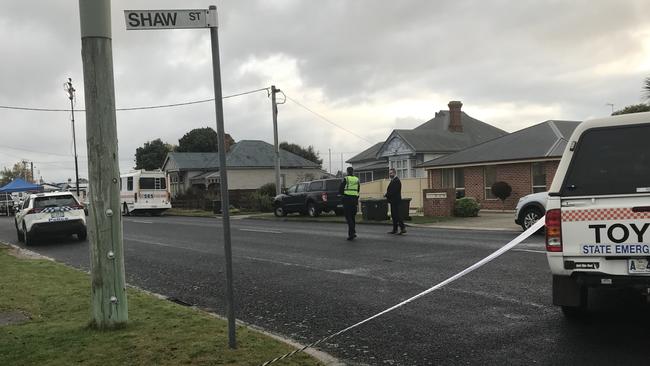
561,124,650,196
34,195,78,208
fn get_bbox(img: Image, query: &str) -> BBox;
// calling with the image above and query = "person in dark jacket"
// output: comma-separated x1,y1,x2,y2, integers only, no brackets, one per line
339,167,360,240
385,168,406,234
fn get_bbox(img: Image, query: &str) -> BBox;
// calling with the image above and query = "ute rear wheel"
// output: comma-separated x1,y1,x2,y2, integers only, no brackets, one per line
307,202,320,217
16,222,24,242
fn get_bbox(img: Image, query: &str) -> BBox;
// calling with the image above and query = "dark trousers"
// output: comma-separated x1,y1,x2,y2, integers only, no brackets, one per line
342,195,358,238
390,201,405,232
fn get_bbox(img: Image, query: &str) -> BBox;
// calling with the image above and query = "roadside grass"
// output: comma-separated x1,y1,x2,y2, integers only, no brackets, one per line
248,213,453,225
0,244,320,366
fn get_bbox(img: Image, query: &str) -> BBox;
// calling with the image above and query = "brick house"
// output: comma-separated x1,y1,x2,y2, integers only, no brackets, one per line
347,101,507,182
419,120,580,210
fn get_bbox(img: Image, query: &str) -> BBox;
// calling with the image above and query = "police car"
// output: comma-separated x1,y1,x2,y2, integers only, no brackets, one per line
545,112,650,317
14,192,87,245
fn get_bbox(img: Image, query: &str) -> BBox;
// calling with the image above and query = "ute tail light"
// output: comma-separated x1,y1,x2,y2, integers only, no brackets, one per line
26,208,43,215
134,192,138,203
322,192,328,202
546,208,563,252
71,204,84,210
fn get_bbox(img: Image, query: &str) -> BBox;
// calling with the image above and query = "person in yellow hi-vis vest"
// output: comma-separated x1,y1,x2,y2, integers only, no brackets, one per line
338,166,360,240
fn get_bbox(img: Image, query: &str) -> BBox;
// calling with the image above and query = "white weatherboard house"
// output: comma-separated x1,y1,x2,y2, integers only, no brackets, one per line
348,101,507,182
162,140,326,198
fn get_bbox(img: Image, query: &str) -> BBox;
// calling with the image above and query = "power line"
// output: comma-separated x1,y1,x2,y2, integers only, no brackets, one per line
0,87,270,113
283,94,374,145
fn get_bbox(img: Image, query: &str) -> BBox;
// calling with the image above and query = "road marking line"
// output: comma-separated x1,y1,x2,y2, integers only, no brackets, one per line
239,228,282,234
126,220,154,224
512,249,546,254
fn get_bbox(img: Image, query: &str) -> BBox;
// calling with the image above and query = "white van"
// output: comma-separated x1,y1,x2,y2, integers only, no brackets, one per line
546,112,650,317
120,170,171,216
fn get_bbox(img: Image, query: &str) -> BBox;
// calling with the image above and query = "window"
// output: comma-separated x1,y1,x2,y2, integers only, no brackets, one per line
34,195,78,208
441,168,465,198
127,177,133,191
455,168,465,198
286,185,297,194
359,171,373,183
390,159,411,179
296,183,307,193
531,162,546,193
309,181,324,191
441,169,454,188
561,124,650,196
325,179,340,191
139,177,166,190
484,166,497,199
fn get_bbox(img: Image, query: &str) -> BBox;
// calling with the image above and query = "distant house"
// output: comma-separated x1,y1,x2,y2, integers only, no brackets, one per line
348,101,507,182
419,120,580,210
162,140,326,198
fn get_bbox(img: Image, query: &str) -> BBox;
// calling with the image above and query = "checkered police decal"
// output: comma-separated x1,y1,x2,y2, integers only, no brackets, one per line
562,208,650,222
41,206,74,213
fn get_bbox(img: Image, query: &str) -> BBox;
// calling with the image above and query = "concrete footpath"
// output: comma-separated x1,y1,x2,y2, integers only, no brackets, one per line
410,211,522,232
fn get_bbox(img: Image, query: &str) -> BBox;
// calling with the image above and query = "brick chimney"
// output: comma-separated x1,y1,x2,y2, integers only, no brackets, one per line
448,101,463,132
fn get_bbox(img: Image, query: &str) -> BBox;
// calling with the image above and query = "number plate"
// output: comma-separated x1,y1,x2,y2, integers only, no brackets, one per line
51,211,64,218
628,258,650,274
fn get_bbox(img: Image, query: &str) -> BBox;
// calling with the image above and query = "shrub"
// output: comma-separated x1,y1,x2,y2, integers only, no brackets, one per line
491,181,512,202
258,182,277,198
454,197,480,217
239,192,274,212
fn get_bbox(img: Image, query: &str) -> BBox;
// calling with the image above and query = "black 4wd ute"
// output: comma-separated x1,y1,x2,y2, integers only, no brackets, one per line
273,178,344,217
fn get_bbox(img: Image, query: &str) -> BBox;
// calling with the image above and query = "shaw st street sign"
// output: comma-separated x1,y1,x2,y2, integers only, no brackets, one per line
124,9,217,30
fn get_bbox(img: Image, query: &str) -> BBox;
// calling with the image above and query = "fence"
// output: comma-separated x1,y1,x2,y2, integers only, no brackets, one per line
360,178,428,210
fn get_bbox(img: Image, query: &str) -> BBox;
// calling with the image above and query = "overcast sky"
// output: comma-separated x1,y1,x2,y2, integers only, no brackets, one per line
1,0,649,182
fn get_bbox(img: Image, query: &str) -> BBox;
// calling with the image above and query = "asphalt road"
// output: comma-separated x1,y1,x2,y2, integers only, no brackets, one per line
1,215,649,365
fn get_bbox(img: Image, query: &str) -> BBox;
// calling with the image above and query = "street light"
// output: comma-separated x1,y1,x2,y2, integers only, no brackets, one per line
64,78,80,197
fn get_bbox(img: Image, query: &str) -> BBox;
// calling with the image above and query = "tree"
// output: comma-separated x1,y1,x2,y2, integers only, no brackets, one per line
644,76,650,101
611,103,650,116
0,161,33,186
491,181,512,206
134,138,174,170
279,142,323,166
176,127,234,153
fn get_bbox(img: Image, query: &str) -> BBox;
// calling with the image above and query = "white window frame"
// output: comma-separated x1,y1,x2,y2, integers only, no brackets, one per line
531,162,546,193
484,166,497,200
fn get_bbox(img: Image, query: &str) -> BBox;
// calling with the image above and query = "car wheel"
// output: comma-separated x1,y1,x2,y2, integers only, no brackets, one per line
561,304,588,320
521,206,543,231
307,202,320,217
77,230,87,241
23,224,34,246
274,206,287,217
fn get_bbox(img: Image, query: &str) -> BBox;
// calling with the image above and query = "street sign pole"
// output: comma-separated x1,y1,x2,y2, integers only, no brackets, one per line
208,5,237,349
124,5,236,348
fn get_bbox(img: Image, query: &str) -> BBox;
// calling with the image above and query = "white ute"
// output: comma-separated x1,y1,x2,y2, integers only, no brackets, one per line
546,112,650,317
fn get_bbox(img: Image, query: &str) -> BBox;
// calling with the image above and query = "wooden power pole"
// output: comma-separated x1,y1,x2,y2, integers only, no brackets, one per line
79,0,128,328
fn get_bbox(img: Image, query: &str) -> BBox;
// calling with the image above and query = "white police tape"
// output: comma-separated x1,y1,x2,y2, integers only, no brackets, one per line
260,218,546,366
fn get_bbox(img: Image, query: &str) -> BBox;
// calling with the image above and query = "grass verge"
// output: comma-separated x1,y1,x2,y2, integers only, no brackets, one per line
0,244,321,366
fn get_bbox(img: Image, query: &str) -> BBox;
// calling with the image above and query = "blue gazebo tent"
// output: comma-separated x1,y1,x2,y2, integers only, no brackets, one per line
0,178,43,193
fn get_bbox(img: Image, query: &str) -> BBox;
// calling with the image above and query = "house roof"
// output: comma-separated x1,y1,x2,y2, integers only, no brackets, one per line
163,140,321,171
387,111,507,153
347,142,384,163
419,120,580,168
354,160,389,171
